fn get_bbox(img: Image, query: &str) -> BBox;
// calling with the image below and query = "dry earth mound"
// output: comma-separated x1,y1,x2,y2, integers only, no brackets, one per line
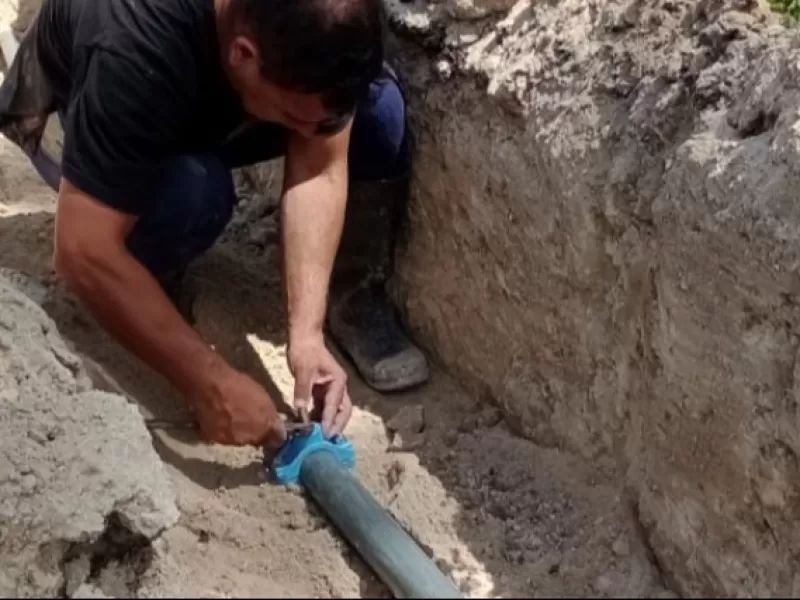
0,272,179,598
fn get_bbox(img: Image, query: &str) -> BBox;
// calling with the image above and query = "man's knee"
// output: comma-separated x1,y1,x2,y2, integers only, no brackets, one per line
127,154,235,276
349,64,410,182
161,154,235,222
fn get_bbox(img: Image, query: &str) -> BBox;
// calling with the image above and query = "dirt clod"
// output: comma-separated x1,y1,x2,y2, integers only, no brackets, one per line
387,404,426,435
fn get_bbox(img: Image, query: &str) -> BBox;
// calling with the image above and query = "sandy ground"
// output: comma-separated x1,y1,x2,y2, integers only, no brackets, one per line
0,129,675,598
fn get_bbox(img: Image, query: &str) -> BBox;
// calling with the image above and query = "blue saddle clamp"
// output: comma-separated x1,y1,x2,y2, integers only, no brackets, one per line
269,423,356,486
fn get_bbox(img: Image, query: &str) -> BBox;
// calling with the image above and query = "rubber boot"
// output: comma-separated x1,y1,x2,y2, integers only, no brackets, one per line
327,175,430,392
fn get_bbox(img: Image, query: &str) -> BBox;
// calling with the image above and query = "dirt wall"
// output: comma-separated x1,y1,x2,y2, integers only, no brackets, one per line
385,0,800,595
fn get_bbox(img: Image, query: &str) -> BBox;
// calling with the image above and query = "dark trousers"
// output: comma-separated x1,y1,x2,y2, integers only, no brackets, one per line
126,64,410,282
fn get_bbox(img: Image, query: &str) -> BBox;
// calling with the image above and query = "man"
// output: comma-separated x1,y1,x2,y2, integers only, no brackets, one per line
0,0,430,448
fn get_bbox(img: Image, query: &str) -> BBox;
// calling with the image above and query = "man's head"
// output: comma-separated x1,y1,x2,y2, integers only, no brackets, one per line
221,0,385,137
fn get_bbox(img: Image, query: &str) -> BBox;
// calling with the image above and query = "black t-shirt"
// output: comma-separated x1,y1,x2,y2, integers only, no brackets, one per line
35,0,247,214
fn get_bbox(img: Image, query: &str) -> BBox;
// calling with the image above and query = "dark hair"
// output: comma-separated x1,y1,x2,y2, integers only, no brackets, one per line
233,0,386,115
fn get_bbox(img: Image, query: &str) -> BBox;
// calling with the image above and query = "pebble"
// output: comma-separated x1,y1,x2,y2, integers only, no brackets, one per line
612,536,631,557
387,405,426,435
389,432,425,451
20,474,38,494
435,59,453,81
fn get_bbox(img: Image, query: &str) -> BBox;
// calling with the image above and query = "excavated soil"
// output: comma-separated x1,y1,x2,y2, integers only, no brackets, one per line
0,86,670,600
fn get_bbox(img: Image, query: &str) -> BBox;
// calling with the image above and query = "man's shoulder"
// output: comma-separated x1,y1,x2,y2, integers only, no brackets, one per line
73,0,214,69
65,0,220,120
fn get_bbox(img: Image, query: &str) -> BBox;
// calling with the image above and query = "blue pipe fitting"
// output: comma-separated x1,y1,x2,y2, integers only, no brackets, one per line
270,423,356,486
266,422,463,597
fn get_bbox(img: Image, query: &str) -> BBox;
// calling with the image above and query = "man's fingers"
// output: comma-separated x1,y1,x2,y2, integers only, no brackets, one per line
292,364,315,413
330,389,353,438
321,374,346,437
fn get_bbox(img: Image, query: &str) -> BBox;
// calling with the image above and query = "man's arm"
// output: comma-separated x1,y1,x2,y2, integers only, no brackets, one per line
51,48,286,446
53,49,229,396
55,181,287,447
281,122,354,433
54,181,228,397
282,121,351,348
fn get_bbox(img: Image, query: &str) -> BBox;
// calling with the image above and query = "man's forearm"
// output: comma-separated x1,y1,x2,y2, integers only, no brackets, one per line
282,169,347,342
58,246,227,397
281,128,350,345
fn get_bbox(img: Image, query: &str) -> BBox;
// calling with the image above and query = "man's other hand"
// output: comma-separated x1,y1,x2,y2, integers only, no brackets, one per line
288,337,352,437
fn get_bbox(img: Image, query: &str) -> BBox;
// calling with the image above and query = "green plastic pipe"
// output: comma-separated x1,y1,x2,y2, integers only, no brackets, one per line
299,451,464,599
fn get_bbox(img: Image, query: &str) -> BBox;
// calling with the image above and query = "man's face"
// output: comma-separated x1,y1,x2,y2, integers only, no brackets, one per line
225,35,351,138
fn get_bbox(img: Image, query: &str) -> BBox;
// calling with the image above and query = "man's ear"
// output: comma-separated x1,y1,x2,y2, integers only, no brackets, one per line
228,35,259,68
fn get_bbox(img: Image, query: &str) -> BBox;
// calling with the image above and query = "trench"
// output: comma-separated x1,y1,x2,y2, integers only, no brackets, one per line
2,0,797,597
0,121,670,598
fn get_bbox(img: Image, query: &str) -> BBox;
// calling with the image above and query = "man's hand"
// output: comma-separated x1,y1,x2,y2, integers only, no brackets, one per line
188,366,287,447
288,336,352,437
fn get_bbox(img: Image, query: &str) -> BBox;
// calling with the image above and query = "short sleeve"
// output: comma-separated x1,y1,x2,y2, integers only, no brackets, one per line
61,48,189,214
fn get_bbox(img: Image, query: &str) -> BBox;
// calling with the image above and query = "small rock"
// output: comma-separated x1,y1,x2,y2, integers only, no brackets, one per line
20,474,38,495
387,405,426,436
435,59,453,81
389,432,425,452
442,429,459,447
612,536,631,557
